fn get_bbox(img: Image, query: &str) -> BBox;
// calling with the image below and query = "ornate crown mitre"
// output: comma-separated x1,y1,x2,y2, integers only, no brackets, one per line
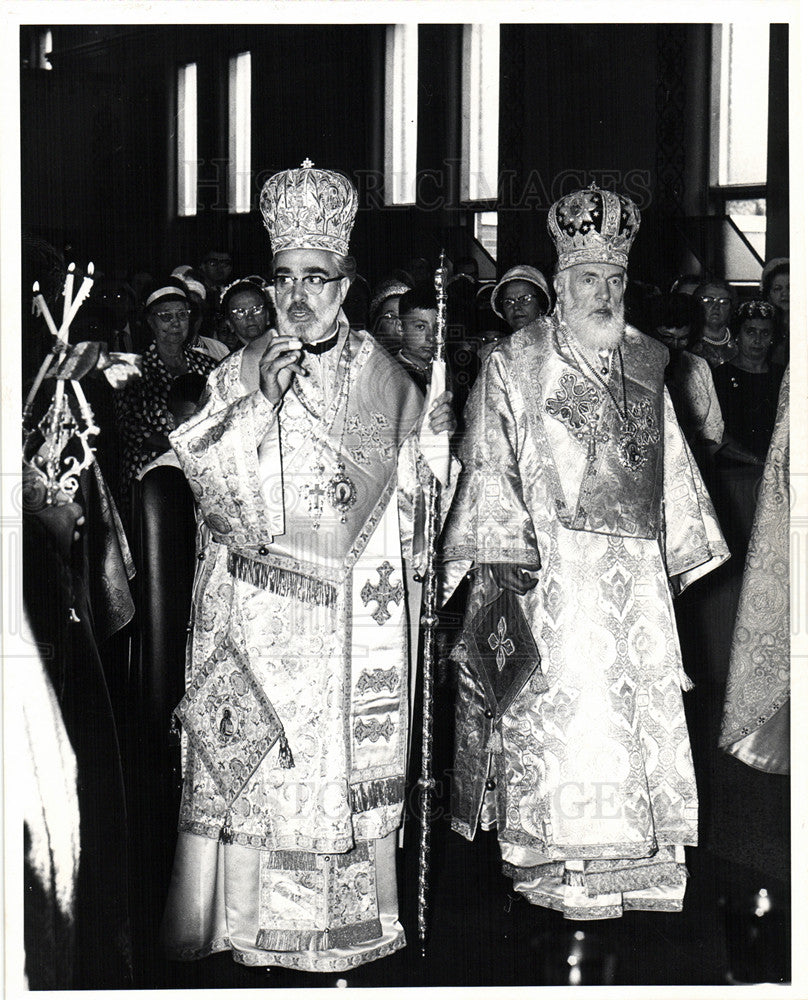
547,183,641,271
259,159,358,256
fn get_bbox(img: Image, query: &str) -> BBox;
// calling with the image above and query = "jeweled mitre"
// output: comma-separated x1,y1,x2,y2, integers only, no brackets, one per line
260,159,358,256
548,184,640,271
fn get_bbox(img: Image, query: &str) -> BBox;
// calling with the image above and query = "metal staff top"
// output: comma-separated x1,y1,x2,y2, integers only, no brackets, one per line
432,250,448,366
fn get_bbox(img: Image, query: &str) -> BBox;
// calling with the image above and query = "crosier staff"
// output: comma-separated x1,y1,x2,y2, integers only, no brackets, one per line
416,250,449,955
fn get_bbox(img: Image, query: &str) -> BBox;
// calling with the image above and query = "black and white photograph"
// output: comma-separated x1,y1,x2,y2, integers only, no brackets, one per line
5,2,804,994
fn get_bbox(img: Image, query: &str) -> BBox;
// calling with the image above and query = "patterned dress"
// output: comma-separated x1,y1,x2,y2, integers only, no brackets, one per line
114,342,216,502
442,315,729,919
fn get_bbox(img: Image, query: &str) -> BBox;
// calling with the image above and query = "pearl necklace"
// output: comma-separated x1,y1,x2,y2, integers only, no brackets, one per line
702,326,731,346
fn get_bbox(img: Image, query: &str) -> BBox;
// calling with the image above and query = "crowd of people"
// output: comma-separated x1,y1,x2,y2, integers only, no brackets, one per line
21,167,790,988
26,239,788,525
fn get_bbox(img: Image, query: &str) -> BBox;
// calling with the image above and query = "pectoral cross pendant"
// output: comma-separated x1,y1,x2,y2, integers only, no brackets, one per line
304,463,326,530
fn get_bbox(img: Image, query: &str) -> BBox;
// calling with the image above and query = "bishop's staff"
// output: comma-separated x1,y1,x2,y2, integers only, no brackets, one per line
416,250,451,954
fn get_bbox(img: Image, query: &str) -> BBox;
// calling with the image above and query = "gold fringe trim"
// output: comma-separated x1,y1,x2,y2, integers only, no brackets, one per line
349,775,405,813
255,918,383,953
227,552,336,608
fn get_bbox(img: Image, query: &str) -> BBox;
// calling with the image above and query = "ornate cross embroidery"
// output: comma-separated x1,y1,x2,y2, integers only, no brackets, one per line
354,716,395,743
356,667,399,696
545,371,602,435
346,412,394,467
488,616,515,672
361,561,404,625
617,398,660,471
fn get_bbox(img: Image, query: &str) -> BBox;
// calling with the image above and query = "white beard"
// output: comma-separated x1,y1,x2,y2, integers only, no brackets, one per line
559,296,626,352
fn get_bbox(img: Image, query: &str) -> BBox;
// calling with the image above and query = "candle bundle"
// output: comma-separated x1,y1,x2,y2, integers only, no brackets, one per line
30,261,95,345
25,262,99,503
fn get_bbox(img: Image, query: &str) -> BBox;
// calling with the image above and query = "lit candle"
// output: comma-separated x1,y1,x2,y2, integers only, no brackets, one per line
32,281,59,338
62,262,76,327
59,262,95,340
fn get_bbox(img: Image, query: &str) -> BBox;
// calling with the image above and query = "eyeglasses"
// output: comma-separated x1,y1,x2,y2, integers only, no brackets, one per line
229,303,265,319
700,296,730,306
502,293,537,308
155,309,190,323
206,258,232,267
272,274,343,294
378,312,401,324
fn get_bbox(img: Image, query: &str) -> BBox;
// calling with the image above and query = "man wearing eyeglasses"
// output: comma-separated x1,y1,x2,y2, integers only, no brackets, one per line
163,162,454,974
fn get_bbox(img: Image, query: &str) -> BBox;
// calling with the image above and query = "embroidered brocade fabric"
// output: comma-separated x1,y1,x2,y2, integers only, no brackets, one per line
720,367,790,772
664,350,724,447
443,317,729,917
163,323,425,968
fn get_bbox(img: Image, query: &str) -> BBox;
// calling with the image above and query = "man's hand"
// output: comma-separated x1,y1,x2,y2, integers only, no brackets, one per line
427,389,456,436
484,562,540,595
259,335,306,405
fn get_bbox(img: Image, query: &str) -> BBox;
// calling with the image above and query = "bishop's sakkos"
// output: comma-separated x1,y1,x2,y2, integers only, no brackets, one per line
161,161,455,972
441,184,729,919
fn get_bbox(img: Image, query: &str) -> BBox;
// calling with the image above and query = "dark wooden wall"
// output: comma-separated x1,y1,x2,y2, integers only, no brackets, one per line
20,23,789,290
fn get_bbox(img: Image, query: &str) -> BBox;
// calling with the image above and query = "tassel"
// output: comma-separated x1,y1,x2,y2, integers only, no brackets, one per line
278,731,295,769
219,811,234,845
678,666,695,692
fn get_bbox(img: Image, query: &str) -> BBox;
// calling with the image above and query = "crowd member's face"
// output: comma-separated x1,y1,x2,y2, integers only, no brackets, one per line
400,307,437,367
203,253,233,286
655,324,690,351
272,249,349,343
374,295,403,345
501,279,543,331
737,316,774,367
226,288,268,344
698,283,732,328
147,298,190,354
767,272,790,313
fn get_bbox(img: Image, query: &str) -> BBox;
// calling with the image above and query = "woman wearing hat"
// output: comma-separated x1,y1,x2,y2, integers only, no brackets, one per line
368,276,411,354
220,277,275,348
490,264,551,334
114,281,217,509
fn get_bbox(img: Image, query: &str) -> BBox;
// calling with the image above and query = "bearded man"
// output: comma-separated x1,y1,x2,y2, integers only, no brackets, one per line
160,161,453,970
441,185,729,918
